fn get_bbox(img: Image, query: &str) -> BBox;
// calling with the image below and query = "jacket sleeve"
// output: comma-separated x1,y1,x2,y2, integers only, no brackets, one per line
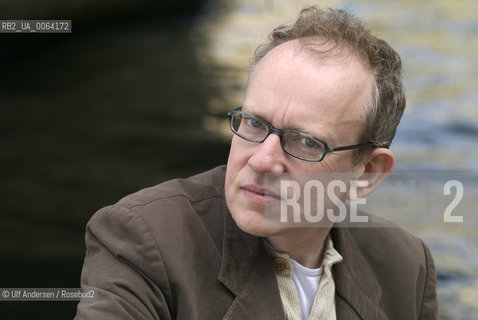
75,205,174,320
418,240,438,320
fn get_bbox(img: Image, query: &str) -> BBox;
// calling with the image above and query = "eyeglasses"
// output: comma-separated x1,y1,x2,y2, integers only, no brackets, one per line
228,108,376,162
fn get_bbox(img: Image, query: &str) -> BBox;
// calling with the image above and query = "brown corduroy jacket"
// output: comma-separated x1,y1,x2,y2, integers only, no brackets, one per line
75,165,438,320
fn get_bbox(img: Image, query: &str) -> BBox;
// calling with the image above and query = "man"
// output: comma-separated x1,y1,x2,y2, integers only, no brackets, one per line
76,6,437,320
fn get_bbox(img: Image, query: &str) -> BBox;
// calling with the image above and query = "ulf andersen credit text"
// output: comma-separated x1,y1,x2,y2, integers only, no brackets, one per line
1,288,96,301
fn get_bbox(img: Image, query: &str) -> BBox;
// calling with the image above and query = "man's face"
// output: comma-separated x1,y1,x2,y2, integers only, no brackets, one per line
225,40,374,237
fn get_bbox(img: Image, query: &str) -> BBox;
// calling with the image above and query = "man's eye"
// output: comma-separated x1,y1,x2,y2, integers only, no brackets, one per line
301,137,320,148
246,118,263,128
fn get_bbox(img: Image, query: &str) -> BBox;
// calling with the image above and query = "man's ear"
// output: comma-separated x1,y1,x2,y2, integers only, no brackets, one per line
348,148,395,200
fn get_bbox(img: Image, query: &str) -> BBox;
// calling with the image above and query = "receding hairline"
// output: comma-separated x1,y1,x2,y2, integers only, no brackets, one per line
247,37,376,126
249,37,374,82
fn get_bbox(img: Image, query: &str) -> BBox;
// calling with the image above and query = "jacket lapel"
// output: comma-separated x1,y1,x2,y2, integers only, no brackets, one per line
332,227,389,320
217,196,389,320
219,200,285,320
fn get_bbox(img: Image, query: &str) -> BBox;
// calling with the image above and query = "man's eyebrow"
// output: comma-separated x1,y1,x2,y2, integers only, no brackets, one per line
285,121,337,145
297,127,332,144
243,105,335,143
241,106,270,122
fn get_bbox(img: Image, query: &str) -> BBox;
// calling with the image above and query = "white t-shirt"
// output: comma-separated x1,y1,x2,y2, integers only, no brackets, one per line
291,259,323,320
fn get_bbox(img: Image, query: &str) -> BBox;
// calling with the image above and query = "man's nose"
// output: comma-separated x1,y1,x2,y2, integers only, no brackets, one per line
247,134,286,174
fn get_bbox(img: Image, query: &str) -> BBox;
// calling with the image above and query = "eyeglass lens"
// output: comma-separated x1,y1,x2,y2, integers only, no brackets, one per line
230,112,326,161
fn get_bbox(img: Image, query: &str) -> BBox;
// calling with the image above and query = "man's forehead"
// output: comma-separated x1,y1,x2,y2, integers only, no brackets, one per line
247,39,373,112
256,38,369,72
244,39,373,145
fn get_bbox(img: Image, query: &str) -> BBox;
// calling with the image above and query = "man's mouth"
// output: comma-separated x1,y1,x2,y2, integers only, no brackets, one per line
241,184,282,204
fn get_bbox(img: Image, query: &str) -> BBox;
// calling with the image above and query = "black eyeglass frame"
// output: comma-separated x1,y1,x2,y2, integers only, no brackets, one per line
228,108,379,162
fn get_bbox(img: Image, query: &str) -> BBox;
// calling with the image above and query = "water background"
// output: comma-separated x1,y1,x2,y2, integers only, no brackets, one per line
1,0,477,318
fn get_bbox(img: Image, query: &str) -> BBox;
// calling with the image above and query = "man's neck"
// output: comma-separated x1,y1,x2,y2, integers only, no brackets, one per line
266,228,331,268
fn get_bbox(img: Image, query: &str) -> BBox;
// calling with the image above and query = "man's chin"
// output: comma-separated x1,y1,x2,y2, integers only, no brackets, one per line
231,212,285,237
238,225,282,238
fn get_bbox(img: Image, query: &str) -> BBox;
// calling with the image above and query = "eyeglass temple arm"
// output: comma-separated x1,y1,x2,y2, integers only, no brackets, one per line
327,141,388,152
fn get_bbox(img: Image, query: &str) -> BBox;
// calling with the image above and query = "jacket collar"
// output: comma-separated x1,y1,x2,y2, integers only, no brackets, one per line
218,198,285,320
218,194,388,320
332,227,389,320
